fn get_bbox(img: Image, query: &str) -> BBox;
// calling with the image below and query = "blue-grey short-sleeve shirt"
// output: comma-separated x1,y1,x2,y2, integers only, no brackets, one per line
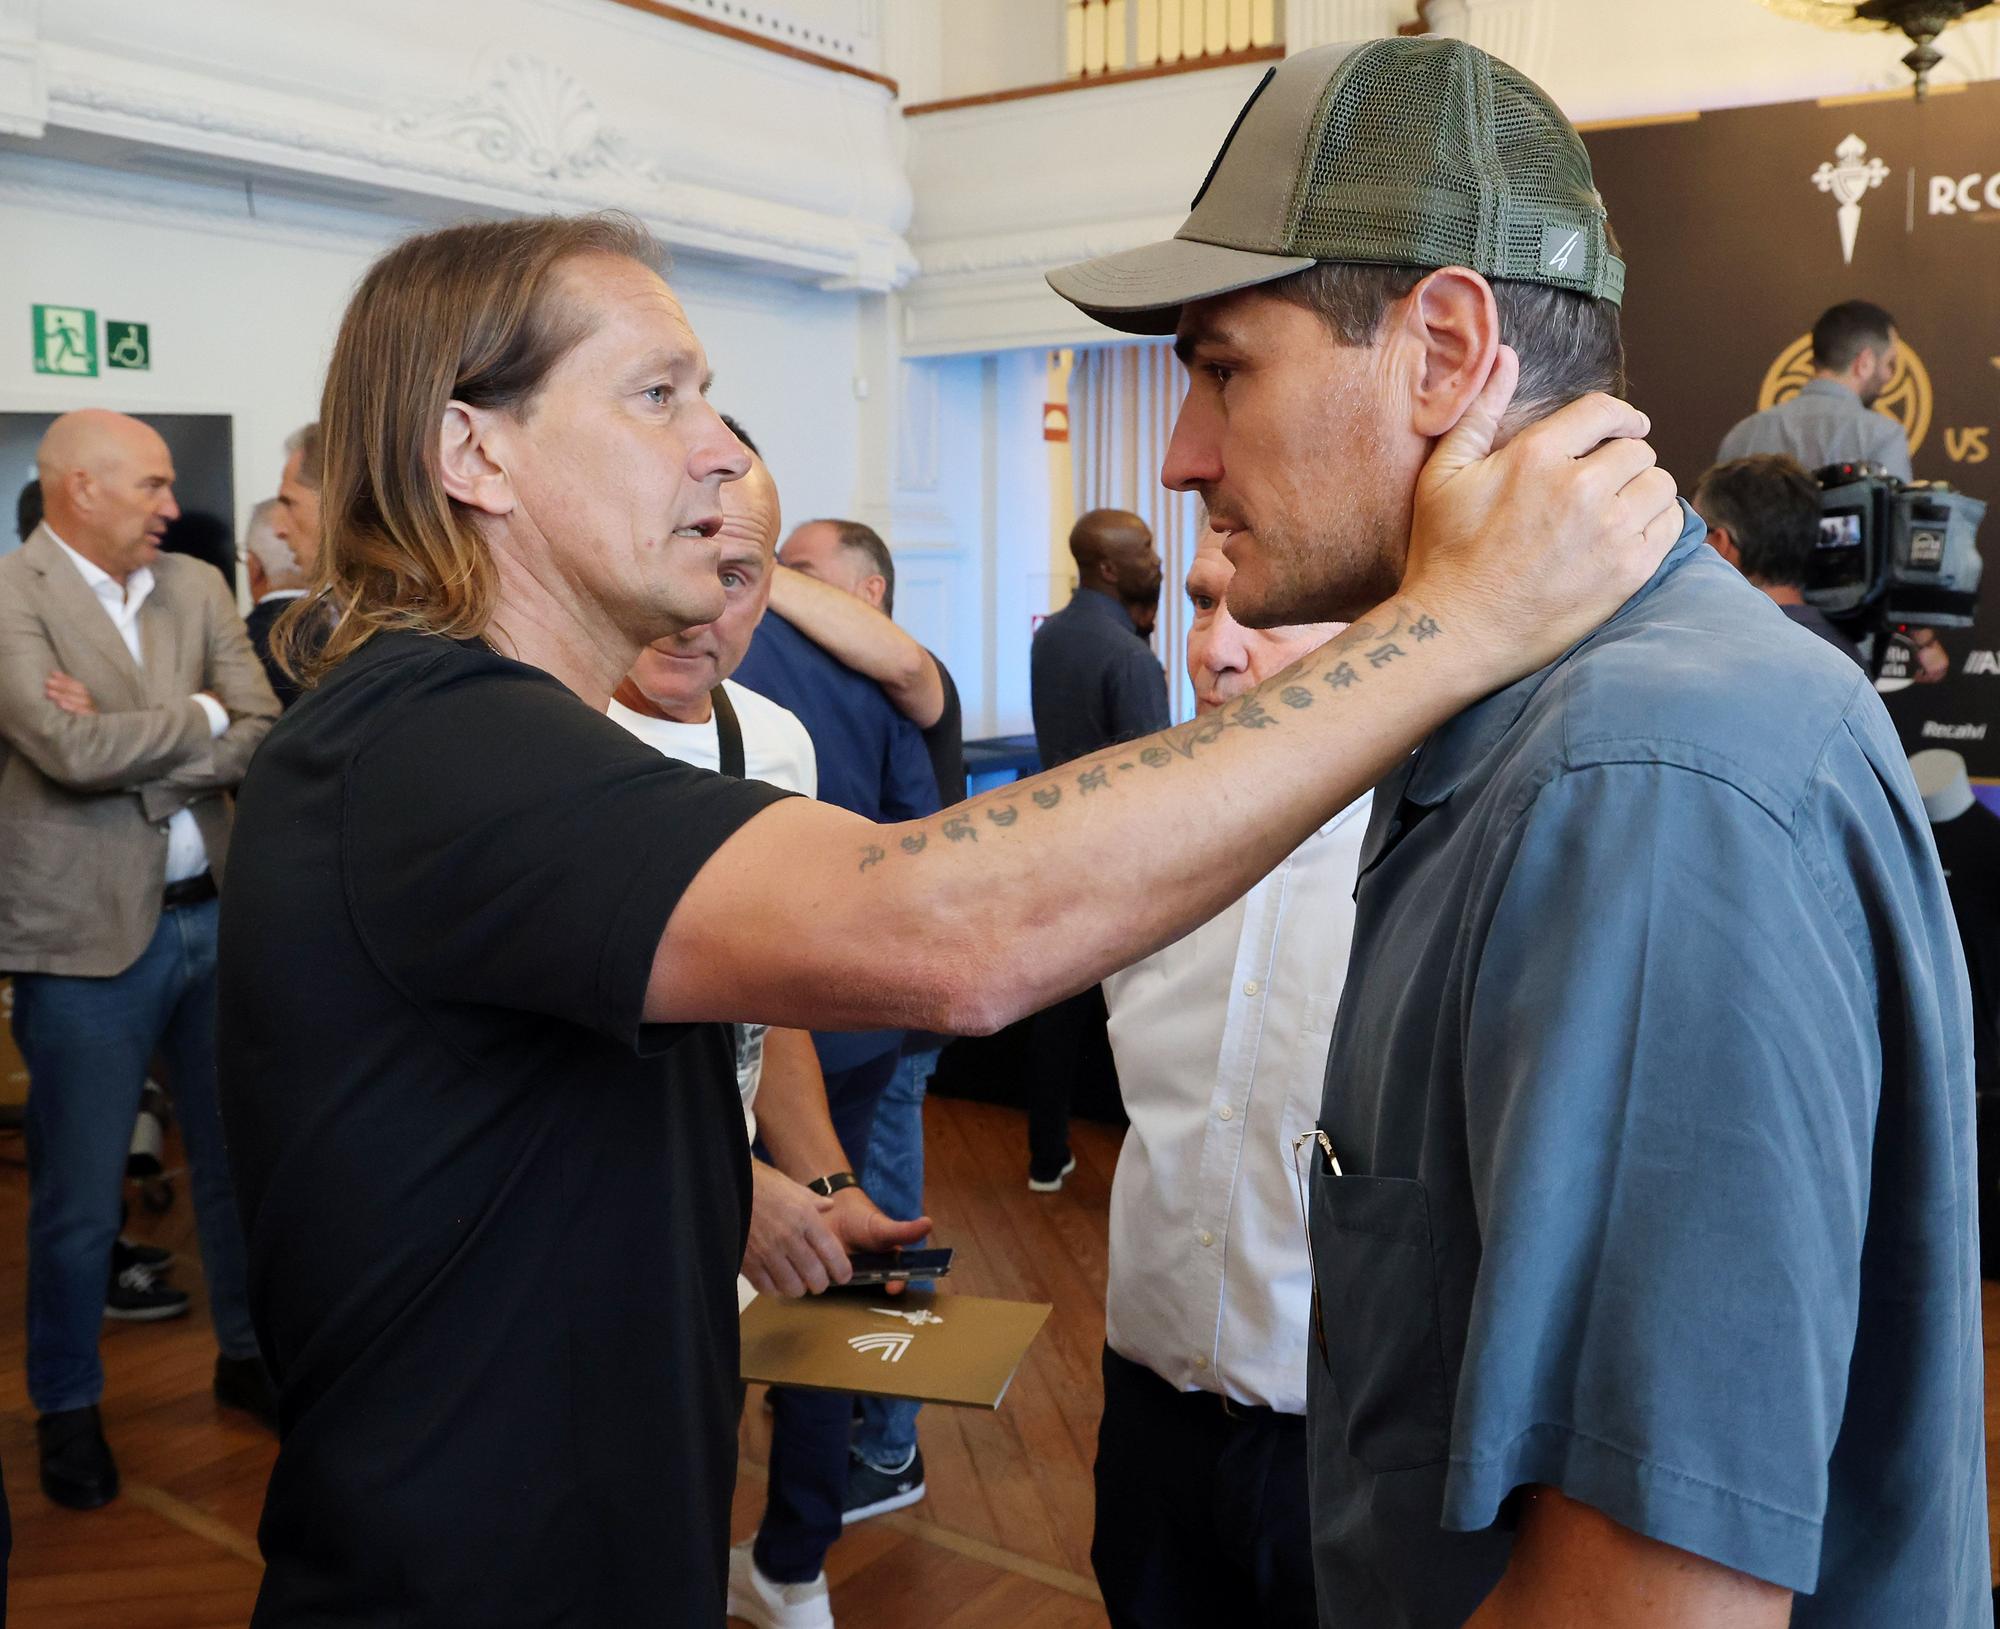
1309,509,1987,1626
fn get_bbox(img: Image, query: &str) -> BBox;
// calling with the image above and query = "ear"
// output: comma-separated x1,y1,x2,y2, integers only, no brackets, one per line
860,575,888,610
1706,525,1741,568
437,402,516,518
1392,268,1503,441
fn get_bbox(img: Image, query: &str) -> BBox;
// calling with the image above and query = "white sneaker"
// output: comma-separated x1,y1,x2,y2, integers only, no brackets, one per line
727,1539,834,1629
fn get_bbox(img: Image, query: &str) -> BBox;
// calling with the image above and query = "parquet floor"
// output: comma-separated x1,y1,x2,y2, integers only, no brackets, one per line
0,1099,1124,1628
2,1099,1999,1627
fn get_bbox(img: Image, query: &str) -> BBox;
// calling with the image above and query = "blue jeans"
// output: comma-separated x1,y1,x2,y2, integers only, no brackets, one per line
852,1046,938,1470
13,898,259,1414
756,1047,900,1584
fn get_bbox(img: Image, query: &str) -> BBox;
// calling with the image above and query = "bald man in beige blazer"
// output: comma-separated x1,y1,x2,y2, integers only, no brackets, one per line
0,410,278,1512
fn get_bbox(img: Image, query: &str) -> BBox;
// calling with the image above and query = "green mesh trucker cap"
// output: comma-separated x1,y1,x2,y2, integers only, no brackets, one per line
1047,37,1624,335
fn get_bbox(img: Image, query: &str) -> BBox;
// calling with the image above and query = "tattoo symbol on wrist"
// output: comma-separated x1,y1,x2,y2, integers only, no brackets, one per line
1324,663,1360,691
1229,697,1277,731
987,804,1019,828
1280,686,1316,711
900,833,928,855
1141,746,1173,769
1366,643,1405,669
1077,767,1110,794
1033,786,1063,810
859,844,886,872
942,815,978,843
1412,615,1441,642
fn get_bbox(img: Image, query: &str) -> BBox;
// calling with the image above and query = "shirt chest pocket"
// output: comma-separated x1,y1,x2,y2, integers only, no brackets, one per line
1309,1171,1453,1473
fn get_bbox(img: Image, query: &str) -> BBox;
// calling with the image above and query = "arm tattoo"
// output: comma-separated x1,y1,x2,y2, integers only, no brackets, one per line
854,602,1446,873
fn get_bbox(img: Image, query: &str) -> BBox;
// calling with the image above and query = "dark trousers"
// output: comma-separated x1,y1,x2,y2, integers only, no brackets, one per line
754,1047,899,1584
1026,983,1108,1175
1092,1346,1318,1629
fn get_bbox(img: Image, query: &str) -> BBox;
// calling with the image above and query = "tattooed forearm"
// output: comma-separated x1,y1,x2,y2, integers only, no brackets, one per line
853,601,1444,873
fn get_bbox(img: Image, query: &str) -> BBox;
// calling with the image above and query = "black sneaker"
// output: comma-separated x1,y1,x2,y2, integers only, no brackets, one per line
841,1447,925,1525
112,1237,174,1274
1027,1154,1077,1193
104,1260,190,1322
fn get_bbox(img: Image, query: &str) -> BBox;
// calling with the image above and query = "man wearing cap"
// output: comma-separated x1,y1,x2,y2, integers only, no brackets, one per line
1049,37,1984,1629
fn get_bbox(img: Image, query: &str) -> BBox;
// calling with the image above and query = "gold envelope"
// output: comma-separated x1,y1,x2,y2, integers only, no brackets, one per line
738,1288,1052,1409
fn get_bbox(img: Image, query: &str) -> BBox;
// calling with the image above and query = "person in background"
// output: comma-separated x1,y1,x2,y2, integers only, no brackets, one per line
1718,300,1913,481
1693,455,1866,668
242,499,305,707
753,511,965,1526
1023,510,1170,1191
604,441,924,1329
1094,539,1363,1629
0,409,279,1514
728,489,943,1628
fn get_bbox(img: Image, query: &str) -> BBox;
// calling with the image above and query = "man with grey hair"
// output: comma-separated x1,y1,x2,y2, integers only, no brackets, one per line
243,498,305,708
243,423,326,708
1051,35,1981,1628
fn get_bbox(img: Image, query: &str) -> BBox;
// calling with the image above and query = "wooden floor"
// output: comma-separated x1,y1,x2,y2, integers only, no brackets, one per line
2,1098,1998,1626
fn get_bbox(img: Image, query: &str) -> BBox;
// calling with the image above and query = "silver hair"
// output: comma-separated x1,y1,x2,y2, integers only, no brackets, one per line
241,495,302,586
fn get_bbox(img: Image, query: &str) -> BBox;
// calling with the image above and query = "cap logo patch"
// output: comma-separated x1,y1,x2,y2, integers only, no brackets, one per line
1542,226,1583,275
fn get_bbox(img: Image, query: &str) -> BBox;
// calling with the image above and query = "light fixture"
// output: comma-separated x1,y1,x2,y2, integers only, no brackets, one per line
1754,0,1995,98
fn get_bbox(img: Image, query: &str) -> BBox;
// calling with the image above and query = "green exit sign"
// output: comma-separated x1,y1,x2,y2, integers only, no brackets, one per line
32,304,96,376
106,320,150,370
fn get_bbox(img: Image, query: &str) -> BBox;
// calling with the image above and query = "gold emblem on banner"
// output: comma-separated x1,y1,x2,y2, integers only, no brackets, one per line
1757,333,1932,459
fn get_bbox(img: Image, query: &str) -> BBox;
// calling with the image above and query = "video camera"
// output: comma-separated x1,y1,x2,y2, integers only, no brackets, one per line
1806,463,1987,631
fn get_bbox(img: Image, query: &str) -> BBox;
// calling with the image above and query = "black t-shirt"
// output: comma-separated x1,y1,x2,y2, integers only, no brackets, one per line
921,649,965,807
218,632,790,1627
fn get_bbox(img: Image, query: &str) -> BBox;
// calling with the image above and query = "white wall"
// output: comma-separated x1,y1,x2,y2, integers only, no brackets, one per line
0,153,866,543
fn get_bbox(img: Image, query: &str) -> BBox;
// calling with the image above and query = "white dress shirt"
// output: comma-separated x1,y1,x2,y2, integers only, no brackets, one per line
607,678,816,1142
1102,793,1371,1415
48,528,228,884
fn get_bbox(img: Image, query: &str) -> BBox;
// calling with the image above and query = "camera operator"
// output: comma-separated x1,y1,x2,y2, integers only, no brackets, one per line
1694,456,1865,667
1719,301,1911,481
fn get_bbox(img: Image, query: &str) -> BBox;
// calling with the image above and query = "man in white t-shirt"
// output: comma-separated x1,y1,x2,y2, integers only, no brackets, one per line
1093,540,1369,1629
606,443,925,1312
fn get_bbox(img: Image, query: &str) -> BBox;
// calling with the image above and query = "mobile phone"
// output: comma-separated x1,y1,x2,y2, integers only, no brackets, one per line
843,1247,954,1285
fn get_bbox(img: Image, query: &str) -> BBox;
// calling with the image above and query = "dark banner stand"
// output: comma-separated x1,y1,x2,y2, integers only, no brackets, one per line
1585,78,2000,794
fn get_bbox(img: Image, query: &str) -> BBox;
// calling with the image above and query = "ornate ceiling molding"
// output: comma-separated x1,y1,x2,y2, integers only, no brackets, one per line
44,63,914,287
384,54,662,187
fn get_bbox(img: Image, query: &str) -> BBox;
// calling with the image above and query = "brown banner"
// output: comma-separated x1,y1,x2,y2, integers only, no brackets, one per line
1586,81,2000,787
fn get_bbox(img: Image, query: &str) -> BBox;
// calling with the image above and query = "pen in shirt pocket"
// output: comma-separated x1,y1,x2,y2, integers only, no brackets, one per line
1291,1128,1340,1361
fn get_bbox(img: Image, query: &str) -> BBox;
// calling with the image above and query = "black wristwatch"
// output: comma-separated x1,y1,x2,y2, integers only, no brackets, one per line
806,1170,860,1198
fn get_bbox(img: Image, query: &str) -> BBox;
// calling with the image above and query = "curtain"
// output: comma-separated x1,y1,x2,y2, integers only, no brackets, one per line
1068,341,1204,722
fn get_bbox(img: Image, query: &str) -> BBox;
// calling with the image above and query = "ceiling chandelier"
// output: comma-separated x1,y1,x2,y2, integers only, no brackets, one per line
1754,0,1995,98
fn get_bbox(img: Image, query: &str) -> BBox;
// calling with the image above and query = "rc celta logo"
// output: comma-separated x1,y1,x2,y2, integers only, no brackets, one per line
1758,333,1933,458
1812,133,1890,265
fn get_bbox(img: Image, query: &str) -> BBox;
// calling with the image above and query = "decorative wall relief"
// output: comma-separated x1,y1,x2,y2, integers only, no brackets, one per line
386,54,661,187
